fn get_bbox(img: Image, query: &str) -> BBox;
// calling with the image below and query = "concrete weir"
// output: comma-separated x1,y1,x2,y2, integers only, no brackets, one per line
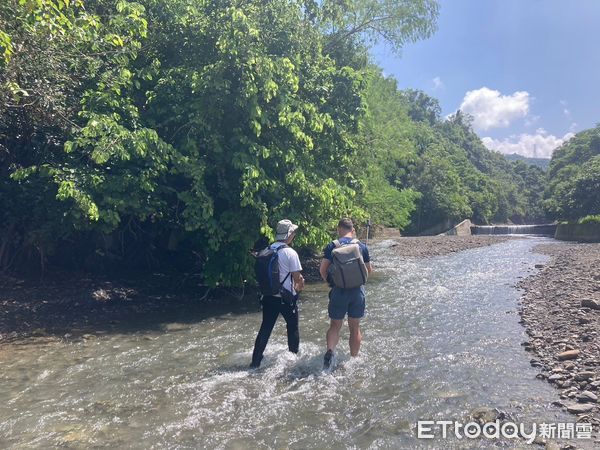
472,224,557,236
437,220,557,237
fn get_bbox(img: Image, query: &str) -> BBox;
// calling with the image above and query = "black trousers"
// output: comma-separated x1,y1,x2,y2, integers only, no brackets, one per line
251,295,299,367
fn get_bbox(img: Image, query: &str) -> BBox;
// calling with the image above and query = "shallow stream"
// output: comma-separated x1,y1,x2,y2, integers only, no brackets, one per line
0,237,584,448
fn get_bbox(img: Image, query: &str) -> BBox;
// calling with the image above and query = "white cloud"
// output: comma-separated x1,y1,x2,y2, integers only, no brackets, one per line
432,76,444,90
482,129,574,159
459,87,530,131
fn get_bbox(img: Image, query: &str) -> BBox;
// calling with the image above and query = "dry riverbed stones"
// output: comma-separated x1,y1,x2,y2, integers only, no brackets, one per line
518,242,600,437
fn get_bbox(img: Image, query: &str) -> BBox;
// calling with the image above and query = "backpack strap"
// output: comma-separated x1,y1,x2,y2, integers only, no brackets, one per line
280,271,291,287
334,239,360,247
273,243,291,289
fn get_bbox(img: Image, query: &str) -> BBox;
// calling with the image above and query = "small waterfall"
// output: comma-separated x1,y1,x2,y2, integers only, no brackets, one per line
471,224,556,235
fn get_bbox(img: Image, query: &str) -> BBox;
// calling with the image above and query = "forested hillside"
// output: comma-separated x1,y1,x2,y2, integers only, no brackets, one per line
358,74,547,233
544,124,600,222
0,0,560,284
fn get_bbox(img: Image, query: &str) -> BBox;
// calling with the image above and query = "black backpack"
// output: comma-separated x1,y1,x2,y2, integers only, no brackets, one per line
254,244,290,296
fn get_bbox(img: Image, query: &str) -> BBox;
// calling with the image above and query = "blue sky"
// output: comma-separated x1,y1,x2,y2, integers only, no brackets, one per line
372,0,600,158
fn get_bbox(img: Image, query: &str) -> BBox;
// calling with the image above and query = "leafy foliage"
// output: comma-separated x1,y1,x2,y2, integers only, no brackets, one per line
2,0,570,286
579,214,600,225
354,70,419,229
544,125,600,220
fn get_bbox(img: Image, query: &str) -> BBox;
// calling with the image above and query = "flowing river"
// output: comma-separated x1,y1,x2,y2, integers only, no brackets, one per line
0,237,586,449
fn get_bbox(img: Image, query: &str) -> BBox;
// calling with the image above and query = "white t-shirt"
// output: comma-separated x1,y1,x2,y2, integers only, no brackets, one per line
271,242,302,295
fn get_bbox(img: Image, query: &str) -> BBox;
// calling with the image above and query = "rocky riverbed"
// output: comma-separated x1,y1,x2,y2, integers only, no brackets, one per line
389,234,513,258
518,242,600,430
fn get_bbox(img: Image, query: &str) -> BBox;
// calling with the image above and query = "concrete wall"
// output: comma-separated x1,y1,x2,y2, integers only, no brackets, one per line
418,219,454,236
555,223,600,242
441,219,473,236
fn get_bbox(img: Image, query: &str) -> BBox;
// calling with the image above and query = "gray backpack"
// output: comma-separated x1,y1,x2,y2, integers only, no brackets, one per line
329,239,368,288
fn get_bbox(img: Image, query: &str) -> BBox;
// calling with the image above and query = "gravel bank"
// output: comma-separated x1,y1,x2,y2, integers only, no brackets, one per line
388,235,513,258
518,242,600,429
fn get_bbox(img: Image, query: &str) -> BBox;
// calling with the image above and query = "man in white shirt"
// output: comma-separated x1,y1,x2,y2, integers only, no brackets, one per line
251,219,305,368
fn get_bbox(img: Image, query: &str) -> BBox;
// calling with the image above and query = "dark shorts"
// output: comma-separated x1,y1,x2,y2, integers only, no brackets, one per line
328,286,366,320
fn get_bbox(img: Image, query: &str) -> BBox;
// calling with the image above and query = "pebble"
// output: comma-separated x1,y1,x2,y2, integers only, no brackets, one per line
544,443,560,450
544,442,560,450
579,391,598,403
557,350,580,361
574,371,595,381
566,403,595,414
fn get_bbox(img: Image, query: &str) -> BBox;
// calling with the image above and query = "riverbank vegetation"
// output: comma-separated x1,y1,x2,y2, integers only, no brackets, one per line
0,0,597,285
544,124,600,223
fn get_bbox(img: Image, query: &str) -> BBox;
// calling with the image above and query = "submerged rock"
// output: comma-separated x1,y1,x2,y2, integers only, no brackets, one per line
470,406,501,424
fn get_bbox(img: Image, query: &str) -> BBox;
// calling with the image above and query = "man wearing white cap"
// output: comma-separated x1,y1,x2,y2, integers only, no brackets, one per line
250,219,305,368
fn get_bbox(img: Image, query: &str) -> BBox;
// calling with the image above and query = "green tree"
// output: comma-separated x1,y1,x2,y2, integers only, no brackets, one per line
545,124,600,220
1,0,149,271
400,89,441,125
316,0,439,53
2,0,441,283
355,69,419,229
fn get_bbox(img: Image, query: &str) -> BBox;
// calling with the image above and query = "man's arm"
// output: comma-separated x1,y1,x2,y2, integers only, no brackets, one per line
292,271,305,292
365,261,373,275
319,259,331,282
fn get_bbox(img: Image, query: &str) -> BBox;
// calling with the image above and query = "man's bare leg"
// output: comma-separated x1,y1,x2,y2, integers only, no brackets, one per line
348,318,362,357
326,319,343,351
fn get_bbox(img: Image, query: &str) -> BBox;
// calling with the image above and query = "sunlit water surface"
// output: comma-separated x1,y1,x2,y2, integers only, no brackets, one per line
0,237,585,449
